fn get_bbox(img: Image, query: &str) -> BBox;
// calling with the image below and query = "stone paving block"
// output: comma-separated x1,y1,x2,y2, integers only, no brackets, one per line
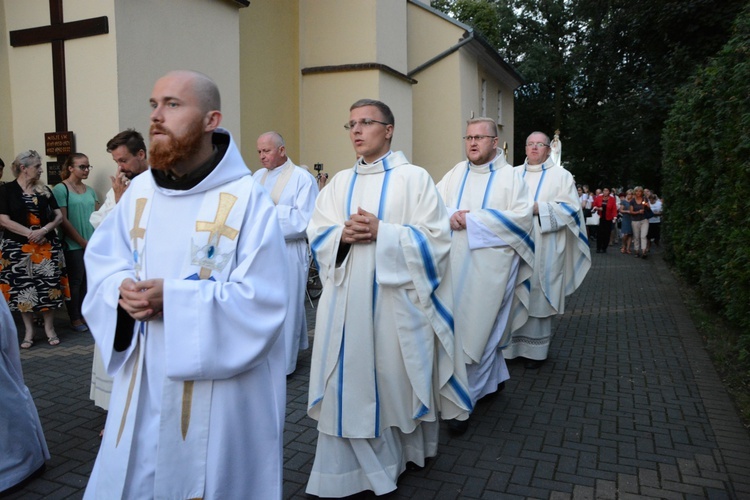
550,491,572,500
638,468,661,488
617,472,639,494
555,472,597,487
571,484,594,500
660,479,711,495
594,478,617,500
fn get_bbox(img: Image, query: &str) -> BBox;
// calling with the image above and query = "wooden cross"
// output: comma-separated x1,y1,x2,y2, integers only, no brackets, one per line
9,0,108,133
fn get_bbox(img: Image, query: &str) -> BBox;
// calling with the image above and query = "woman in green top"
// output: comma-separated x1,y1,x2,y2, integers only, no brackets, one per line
53,153,99,332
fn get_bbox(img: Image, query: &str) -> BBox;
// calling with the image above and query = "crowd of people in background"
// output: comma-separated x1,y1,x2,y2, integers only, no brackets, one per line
578,184,663,257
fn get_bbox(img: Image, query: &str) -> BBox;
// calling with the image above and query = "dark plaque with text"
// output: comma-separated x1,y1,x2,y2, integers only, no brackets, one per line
46,161,62,185
45,131,74,156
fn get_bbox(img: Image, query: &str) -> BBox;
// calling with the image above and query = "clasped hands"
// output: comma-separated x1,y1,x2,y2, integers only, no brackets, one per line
342,207,379,244
450,210,469,231
119,278,164,321
27,228,48,244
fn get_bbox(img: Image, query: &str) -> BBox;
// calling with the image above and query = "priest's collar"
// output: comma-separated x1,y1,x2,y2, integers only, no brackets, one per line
354,150,394,174
524,159,554,173
358,150,392,166
468,150,504,173
151,132,230,190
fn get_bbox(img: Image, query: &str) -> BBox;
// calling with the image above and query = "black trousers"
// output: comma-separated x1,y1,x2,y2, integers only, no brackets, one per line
597,219,612,252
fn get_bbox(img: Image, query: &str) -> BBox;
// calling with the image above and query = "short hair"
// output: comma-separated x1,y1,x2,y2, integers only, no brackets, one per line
191,71,221,113
107,129,146,156
466,117,498,137
526,131,551,144
11,150,41,177
0,157,4,168
259,131,285,148
350,99,395,127
61,153,88,180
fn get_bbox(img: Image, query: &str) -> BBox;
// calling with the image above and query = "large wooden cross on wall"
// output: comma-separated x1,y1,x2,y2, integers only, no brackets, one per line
9,0,108,134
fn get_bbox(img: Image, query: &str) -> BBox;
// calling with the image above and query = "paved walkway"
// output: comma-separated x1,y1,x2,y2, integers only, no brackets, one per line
6,244,750,499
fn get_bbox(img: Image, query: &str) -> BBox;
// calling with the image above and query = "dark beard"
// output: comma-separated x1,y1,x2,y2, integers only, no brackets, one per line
149,120,204,172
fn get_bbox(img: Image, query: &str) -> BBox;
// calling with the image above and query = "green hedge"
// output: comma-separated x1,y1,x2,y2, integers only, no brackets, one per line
662,3,750,344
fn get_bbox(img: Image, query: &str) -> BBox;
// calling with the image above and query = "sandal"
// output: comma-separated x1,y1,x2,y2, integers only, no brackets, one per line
620,248,626,254
21,339,34,349
47,336,61,346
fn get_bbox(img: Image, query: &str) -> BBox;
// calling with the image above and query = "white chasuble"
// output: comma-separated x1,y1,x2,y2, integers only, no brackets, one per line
514,159,591,319
436,156,535,366
307,151,472,440
83,129,287,500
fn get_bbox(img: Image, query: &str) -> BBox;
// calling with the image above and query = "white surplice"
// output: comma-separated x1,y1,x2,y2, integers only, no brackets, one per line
306,151,471,497
505,158,591,361
0,295,49,494
437,152,535,403
253,159,318,375
82,129,288,500
89,188,117,410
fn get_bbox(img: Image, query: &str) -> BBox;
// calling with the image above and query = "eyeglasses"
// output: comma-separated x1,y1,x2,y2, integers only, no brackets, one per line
344,118,390,130
78,165,93,171
526,142,550,148
463,135,497,142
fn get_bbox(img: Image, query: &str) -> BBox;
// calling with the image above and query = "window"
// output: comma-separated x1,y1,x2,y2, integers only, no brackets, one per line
497,90,503,125
481,79,487,116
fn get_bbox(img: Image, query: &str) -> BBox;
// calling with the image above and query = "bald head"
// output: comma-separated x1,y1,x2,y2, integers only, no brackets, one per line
160,70,221,113
257,131,288,170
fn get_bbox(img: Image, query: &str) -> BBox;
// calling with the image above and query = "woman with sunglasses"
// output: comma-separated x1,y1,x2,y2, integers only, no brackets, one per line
52,153,100,332
0,150,68,348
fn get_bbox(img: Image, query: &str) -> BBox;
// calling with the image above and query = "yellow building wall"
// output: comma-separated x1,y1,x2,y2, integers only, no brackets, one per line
408,2,468,178
3,0,118,198
239,0,300,169
300,1,378,67
3,0,243,200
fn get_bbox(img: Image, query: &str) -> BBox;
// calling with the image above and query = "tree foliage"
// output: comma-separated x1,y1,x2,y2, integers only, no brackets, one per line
433,0,746,191
662,5,750,340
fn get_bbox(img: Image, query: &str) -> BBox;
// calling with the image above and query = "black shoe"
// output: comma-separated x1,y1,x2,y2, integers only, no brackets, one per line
524,358,545,369
447,417,469,435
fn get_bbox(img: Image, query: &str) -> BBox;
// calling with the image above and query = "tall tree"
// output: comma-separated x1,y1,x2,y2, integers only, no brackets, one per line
434,0,746,189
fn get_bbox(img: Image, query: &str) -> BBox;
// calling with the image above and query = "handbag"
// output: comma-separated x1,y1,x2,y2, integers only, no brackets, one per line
586,212,600,226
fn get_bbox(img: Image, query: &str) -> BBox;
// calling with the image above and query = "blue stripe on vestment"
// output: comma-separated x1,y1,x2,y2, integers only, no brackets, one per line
485,209,535,253
310,225,337,270
558,201,590,246
449,375,474,411
523,164,548,202
480,161,498,209
345,172,358,217
337,329,345,437
455,164,471,209
405,225,454,331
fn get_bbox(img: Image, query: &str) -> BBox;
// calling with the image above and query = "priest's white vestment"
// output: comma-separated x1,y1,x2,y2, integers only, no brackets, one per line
0,295,49,494
306,151,472,497
253,159,318,375
505,159,591,361
89,188,118,410
437,152,535,403
82,129,288,500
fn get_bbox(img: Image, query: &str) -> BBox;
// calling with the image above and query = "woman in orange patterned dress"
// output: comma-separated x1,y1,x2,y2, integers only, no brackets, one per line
0,150,68,348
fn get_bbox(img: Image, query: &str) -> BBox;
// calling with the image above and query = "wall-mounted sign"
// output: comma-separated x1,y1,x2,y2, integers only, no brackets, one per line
45,131,74,156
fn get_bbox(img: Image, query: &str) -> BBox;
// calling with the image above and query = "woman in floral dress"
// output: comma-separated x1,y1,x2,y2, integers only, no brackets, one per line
0,150,68,348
